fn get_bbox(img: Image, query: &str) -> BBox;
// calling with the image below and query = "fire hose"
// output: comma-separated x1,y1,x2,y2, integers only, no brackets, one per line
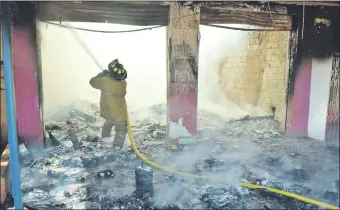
126,115,339,210
63,22,339,210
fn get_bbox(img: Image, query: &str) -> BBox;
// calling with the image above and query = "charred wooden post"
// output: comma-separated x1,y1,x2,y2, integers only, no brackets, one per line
166,2,200,146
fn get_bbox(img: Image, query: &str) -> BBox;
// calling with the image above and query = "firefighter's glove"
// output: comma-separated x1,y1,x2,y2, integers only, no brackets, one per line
102,70,109,75
95,70,109,78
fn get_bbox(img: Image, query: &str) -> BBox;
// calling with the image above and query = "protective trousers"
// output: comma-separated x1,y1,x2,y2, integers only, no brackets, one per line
101,120,127,148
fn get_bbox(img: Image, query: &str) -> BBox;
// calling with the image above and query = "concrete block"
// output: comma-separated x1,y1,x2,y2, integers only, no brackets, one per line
275,49,282,55
272,42,279,49
278,35,284,41
272,61,281,67
278,41,286,48
271,35,278,42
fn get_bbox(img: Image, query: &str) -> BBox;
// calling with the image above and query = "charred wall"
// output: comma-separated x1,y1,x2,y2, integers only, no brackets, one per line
288,5,339,58
11,1,44,110
285,5,339,134
286,5,340,97
286,5,340,100
6,1,45,145
301,6,339,58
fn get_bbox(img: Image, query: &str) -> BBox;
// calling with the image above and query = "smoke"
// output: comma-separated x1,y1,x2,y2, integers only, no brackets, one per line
151,139,263,207
40,22,267,121
198,25,266,120
198,25,247,101
39,22,167,118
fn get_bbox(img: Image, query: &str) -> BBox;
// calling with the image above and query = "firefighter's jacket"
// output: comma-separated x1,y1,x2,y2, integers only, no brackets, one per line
89,73,127,122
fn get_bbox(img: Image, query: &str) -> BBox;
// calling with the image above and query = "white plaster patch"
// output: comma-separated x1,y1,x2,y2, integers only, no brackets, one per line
169,118,192,139
308,57,332,141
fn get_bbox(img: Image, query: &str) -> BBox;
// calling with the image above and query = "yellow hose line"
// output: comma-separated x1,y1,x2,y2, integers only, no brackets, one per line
126,114,339,210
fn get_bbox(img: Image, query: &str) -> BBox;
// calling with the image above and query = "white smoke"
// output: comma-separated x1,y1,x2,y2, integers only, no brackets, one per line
39,22,166,117
40,22,266,120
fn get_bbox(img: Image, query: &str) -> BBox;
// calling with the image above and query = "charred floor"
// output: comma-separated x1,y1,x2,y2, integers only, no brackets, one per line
1,101,339,210
1,1,340,209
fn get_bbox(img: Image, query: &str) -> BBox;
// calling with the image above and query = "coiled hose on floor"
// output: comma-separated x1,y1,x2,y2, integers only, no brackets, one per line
126,113,339,210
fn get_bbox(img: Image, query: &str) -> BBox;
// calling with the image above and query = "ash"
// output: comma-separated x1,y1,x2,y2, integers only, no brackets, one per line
10,101,339,209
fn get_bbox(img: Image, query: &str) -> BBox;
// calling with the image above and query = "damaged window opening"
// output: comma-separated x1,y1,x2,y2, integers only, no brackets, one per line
1,1,339,210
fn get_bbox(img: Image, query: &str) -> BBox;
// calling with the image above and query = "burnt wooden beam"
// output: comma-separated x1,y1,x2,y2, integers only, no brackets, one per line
276,1,340,7
200,2,292,30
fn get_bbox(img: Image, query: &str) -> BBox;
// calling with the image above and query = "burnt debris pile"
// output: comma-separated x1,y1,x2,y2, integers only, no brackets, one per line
11,100,339,209
100,195,150,210
200,183,319,210
201,185,247,209
223,116,282,140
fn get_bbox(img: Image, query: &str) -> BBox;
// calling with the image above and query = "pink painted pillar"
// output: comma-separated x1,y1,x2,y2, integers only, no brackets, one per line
288,59,312,136
11,16,44,147
167,3,200,145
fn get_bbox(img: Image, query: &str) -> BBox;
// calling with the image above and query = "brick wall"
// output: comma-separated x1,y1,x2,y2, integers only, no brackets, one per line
219,31,290,129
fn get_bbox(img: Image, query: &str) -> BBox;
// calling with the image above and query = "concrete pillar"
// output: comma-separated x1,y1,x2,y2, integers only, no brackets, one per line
11,2,44,148
166,2,200,145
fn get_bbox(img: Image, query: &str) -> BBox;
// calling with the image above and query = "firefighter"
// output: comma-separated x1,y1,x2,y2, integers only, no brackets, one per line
89,59,128,151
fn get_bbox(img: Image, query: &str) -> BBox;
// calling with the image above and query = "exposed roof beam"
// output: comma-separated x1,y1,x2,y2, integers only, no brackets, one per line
201,2,292,30
275,1,340,7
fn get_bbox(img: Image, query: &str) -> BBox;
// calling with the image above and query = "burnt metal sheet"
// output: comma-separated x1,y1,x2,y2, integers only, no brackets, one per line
38,1,170,26
38,1,291,29
276,1,340,7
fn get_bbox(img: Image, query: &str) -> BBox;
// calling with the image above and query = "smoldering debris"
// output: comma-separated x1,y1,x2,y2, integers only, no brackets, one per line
96,169,114,179
100,195,150,209
11,100,339,209
201,185,247,209
222,116,282,140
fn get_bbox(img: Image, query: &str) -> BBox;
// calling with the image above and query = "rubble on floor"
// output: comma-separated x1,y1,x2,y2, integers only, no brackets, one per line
9,101,339,209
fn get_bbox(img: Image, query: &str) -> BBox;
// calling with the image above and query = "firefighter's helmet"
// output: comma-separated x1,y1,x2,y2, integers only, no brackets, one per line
108,59,127,80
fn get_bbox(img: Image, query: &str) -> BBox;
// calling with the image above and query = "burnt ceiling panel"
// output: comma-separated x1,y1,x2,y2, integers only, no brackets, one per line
38,1,170,26
37,1,337,29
